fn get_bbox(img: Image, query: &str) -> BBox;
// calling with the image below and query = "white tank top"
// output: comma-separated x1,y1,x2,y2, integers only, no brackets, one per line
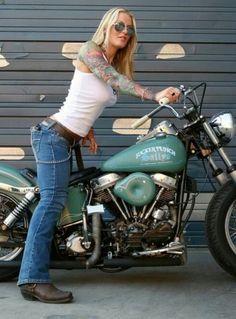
53,69,117,137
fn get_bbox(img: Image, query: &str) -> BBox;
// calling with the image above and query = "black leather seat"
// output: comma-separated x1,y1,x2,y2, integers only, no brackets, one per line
20,167,100,187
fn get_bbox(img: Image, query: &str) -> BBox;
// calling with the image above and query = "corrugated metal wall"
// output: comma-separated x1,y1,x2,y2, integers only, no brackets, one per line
1,0,236,245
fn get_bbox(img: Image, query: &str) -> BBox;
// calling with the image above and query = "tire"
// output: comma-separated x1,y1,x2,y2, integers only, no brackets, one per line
0,193,29,281
206,180,236,277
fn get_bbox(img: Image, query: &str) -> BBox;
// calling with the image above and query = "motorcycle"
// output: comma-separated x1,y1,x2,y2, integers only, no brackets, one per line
0,82,236,281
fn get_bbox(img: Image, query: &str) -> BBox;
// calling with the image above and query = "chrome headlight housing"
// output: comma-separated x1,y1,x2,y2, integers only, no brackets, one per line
209,111,235,144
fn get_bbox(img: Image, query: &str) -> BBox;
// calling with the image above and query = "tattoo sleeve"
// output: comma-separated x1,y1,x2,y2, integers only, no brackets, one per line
78,41,155,101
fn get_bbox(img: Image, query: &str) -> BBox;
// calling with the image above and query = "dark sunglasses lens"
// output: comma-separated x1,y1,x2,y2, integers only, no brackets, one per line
114,22,125,32
127,26,135,36
114,22,134,36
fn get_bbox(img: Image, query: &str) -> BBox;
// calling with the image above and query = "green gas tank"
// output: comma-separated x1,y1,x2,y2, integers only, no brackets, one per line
102,134,186,173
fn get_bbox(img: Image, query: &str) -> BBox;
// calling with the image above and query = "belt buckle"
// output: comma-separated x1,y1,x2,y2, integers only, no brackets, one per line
41,118,56,129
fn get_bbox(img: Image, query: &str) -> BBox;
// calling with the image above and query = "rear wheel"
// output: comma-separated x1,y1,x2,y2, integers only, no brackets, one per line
0,193,29,281
206,181,236,277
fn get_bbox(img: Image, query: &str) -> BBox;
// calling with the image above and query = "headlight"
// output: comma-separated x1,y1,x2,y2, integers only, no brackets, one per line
209,111,235,144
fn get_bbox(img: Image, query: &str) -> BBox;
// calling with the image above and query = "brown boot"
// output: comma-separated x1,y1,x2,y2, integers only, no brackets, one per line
20,283,73,303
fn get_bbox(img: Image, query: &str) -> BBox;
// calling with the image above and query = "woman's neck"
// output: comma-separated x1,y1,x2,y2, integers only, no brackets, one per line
102,46,117,64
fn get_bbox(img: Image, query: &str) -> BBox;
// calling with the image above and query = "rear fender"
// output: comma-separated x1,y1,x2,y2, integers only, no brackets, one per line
0,163,84,224
0,163,35,201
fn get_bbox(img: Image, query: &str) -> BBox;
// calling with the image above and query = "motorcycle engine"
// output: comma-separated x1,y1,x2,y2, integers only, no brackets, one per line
113,172,156,206
56,172,177,258
91,172,177,255
115,218,175,254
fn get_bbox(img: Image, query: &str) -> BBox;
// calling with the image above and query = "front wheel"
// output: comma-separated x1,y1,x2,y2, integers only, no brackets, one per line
206,180,236,277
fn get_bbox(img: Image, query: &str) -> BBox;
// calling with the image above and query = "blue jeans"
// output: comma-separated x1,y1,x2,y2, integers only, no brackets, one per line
17,122,71,285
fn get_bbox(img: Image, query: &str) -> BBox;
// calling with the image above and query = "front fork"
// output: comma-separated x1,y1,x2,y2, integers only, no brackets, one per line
202,120,236,185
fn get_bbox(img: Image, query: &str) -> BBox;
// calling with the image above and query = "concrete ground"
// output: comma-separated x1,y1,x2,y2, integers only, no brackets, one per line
0,248,235,319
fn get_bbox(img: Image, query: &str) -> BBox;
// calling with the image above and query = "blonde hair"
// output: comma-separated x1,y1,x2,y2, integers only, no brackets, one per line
92,7,137,80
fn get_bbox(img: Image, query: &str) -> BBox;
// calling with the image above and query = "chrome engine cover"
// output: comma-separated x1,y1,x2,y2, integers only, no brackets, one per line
91,173,123,193
66,233,86,253
151,173,176,190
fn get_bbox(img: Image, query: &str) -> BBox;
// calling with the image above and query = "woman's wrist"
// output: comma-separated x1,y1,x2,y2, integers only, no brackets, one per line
154,92,161,103
141,88,155,102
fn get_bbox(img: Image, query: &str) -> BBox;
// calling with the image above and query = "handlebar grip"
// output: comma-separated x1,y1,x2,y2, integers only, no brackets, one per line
131,115,150,129
159,97,170,106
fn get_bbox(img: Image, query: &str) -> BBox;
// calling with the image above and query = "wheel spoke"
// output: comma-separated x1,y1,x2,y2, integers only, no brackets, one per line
225,201,236,253
229,231,236,241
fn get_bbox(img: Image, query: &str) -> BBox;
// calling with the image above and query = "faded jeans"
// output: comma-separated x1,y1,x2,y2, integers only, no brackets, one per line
17,122,71,285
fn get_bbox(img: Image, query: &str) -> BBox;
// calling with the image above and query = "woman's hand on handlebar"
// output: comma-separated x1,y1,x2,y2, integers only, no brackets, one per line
154,87,180,104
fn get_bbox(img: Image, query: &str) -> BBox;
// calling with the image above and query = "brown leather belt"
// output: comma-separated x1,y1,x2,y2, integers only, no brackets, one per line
41,118,81,145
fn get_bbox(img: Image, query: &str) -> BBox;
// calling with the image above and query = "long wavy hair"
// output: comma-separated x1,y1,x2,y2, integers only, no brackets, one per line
92,7,137,80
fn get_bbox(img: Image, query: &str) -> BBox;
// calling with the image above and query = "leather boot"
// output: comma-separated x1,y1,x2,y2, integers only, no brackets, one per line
20,283,73,303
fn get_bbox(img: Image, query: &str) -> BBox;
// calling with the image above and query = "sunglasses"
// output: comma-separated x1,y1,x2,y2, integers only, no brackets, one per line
113,22,135,37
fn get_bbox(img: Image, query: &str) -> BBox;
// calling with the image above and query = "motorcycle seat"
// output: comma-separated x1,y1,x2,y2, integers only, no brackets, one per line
69,167,100,186
20,167,100,187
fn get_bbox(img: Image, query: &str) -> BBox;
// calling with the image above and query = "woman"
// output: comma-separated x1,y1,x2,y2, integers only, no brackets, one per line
17,7,180,303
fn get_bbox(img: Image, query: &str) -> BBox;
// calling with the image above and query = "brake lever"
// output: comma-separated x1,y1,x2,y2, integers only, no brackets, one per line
159,97,184,119
165,105,185,119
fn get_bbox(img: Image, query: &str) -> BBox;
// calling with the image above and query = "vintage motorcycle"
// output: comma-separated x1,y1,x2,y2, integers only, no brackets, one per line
0,82,236,281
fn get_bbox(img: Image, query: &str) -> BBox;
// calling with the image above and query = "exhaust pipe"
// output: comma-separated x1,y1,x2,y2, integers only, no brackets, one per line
86,213,101,269
0,254,186,270
103,255,186,268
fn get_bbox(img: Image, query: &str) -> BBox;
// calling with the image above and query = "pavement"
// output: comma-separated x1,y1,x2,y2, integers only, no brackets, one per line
0,248,235,319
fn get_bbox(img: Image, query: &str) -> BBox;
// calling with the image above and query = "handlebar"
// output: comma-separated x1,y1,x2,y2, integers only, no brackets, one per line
131,82,207,129
159,97,170,106
131,115,150,129
131,101,183,129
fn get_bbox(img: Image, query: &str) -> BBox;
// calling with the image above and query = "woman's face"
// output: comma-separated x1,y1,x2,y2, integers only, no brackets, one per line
107,12,134,50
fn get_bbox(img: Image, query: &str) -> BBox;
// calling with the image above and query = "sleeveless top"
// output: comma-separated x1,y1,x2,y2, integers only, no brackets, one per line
53,68,117,137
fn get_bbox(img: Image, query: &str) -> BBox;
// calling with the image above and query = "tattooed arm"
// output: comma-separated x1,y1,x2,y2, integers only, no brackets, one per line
78,41,155,101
